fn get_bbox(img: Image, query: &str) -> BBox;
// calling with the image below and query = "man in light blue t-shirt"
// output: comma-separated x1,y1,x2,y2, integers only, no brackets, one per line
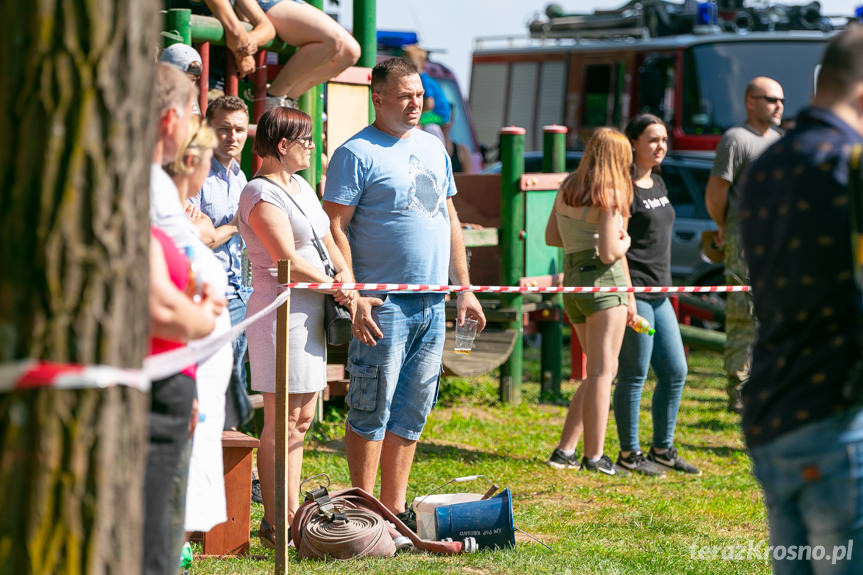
324,57,486,530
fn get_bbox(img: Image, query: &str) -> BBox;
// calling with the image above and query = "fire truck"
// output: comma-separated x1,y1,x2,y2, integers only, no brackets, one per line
469,0,852,155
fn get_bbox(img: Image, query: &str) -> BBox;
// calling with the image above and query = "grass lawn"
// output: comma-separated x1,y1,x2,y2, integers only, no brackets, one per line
191,347,770,574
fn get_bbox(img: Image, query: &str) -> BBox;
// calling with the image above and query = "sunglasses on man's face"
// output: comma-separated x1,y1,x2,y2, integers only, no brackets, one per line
752,95,784,105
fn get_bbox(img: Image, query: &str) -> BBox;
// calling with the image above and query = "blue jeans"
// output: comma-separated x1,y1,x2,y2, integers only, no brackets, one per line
225,292,251,429
346,294,445,442
613,297,687,453
749,408,863,575
229,294,248,384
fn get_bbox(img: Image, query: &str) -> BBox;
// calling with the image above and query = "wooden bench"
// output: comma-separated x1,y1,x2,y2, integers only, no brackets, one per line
193,430,260,556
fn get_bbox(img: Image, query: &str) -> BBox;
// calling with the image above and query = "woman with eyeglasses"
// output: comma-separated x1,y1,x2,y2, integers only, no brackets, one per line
237,107,356,546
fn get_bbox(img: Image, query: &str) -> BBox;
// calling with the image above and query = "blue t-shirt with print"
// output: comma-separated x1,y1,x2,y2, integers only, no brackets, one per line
324,125,456,285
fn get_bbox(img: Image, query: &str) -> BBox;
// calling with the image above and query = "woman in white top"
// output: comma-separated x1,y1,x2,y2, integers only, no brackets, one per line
165,117,235,534
238,107,356,546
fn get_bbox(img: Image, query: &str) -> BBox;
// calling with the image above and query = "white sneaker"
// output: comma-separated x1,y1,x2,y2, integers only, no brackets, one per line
265,94,298,111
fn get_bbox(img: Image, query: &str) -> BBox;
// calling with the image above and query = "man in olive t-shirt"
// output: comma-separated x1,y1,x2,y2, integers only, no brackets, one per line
705,76,784,412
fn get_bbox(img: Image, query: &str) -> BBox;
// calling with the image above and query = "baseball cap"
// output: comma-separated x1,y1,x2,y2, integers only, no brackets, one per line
159,43,202,78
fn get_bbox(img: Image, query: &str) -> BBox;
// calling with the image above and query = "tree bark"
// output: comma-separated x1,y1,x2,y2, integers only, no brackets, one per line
0,1,160,573
0,0,157,365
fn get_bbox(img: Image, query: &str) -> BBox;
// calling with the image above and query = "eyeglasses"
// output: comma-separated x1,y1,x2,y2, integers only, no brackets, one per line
291,136,315,148
752,95,784,105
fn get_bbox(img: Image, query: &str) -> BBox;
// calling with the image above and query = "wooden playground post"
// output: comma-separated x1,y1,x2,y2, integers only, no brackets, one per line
275,261,291,573
499,126,526,404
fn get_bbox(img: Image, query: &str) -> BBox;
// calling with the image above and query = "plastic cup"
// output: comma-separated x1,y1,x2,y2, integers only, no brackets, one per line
454,318,479,355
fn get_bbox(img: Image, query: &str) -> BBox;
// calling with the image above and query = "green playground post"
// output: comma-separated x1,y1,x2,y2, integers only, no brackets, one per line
542,125,567,174
353,0,376,122
499,127,526,404
298,0,325,188
540,125,567,398
165,9,192,47
297,85,321,186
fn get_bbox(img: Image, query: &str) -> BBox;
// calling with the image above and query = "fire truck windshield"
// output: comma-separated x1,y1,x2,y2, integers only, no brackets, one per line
682,39,828,136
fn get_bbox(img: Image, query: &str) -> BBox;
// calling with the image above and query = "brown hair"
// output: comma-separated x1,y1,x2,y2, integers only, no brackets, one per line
205,95,248,122
371,57,419,93
625,113,666,174
253,107,313,159
559,127,632,216
624,113,665,144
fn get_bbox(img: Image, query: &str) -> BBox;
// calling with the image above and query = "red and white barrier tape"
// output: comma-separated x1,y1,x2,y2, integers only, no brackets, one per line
0,360,150,393
1,280,747,392
142,288,290,381
0,289,294,391
280,282,750,294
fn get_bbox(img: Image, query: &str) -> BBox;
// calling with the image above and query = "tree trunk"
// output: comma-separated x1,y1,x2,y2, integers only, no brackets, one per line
0,1,160,573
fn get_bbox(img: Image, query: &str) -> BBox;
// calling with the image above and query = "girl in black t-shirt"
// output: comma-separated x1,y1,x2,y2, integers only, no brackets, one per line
613,114,701,476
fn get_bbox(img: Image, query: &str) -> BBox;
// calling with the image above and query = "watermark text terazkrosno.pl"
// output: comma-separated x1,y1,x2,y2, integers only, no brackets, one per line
690,540,853,564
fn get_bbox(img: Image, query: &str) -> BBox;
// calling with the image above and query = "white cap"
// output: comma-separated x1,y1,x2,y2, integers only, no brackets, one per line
159,43,202,77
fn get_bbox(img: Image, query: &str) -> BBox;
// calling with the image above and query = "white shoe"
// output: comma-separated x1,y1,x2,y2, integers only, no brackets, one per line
265,94,297,111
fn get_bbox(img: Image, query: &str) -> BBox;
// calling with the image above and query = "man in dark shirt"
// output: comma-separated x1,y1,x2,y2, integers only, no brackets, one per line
739,24,863,574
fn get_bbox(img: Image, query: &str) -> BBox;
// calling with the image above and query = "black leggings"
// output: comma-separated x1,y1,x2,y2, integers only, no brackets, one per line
142,373,195,575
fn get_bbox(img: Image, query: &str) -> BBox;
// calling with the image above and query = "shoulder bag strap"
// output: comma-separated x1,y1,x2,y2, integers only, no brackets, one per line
251,175,336,276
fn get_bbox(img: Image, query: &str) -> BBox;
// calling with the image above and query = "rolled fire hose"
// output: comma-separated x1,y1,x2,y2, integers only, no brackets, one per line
293,485,474,559
301,508,396,560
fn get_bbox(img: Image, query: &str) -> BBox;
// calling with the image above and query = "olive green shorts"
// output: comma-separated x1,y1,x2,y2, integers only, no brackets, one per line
562,249,628,324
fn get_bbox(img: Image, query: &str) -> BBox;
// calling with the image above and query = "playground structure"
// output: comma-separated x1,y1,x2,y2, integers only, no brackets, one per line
163,4,569,407
163,1,374,187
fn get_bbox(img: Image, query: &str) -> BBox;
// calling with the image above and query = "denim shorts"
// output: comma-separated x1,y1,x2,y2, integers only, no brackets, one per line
256,0,304,11
562,248,628,324
346,293,445,442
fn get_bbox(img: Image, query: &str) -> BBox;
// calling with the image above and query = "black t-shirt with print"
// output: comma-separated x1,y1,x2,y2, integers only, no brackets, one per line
627,173,675,299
